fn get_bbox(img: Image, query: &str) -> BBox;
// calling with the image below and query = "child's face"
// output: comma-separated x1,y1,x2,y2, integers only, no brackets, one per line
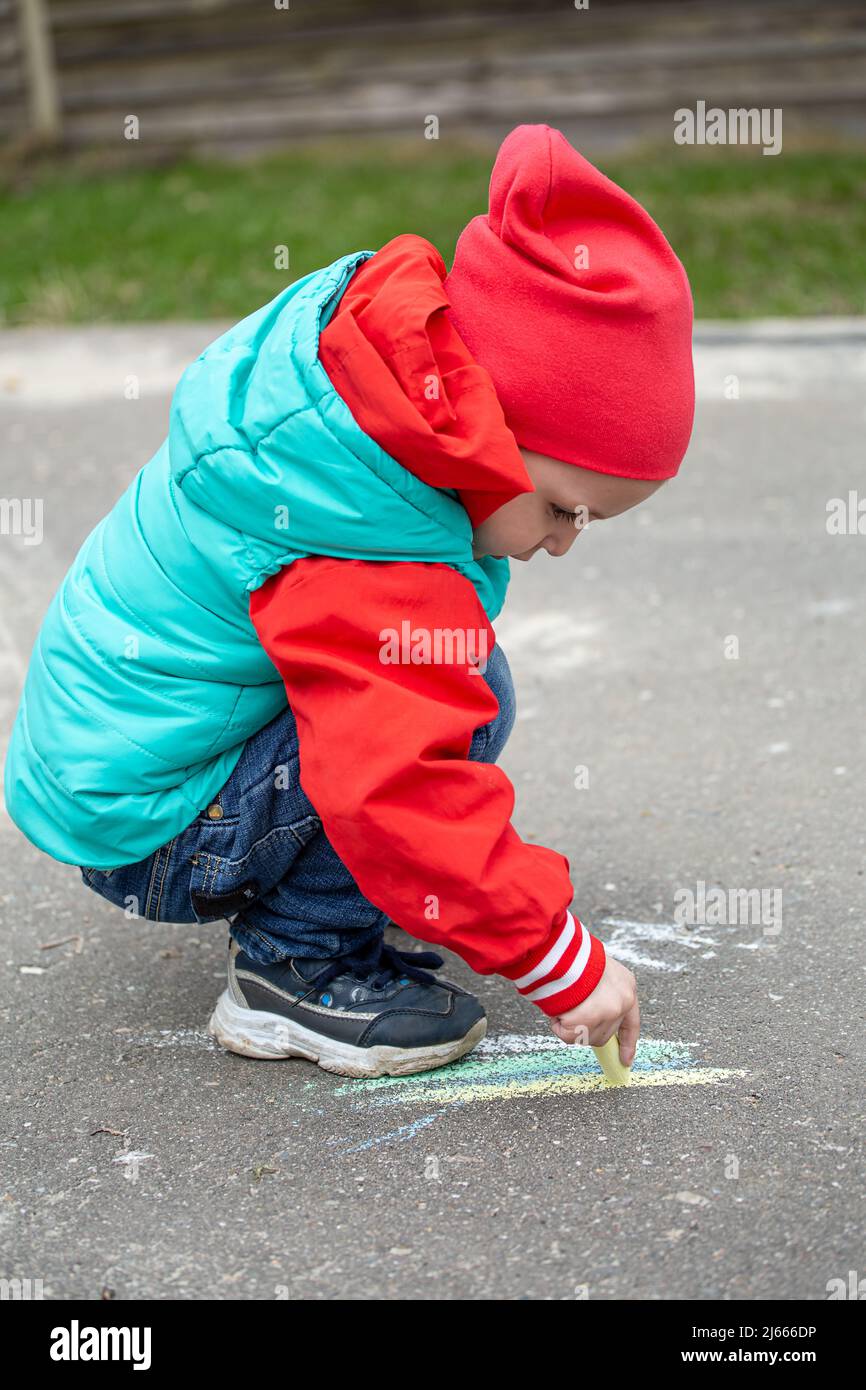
472,450,665,561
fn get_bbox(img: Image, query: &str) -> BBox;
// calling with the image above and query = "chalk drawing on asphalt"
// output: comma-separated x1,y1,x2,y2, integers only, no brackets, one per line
324,1034,746,1154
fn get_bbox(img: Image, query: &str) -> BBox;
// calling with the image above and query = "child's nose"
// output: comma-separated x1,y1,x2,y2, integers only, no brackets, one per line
544,529,580,558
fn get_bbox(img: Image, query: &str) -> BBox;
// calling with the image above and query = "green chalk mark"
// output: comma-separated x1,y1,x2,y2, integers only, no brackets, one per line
330,1035,744,1109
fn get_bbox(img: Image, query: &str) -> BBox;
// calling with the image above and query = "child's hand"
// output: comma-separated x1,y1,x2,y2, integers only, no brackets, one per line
551,956,640,1066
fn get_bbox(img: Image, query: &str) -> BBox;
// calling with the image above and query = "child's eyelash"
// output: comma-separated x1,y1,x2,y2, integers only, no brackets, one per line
552,505,578,523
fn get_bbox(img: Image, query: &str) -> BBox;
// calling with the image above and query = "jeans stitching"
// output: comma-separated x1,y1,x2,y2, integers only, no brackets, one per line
206,852,223,894
203,822,320,879
143,848,163,919
236,922,284,960
289,815,321,841
153,837,176,919
146,843,167,920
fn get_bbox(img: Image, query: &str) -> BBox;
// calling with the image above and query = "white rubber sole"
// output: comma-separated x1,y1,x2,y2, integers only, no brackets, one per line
207,989,487,1078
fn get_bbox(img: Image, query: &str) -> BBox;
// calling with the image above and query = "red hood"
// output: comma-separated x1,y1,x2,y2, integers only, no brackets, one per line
318,233,534,527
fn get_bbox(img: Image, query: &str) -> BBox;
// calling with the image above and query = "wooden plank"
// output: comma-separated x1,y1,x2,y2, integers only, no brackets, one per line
48,5,866,76
62,75,866,144
55,27,866,101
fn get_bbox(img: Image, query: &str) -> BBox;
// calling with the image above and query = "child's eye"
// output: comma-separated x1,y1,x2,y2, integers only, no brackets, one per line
552,505,579,524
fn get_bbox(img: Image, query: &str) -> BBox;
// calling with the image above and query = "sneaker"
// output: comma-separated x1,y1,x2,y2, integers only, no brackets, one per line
207,938,486,1078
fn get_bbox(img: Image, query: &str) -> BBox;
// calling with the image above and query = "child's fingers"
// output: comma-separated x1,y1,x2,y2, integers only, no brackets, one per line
617,998,641,1067
554,1017,624,1049
552,1018,589,1045
552,1018,577,1044
589,1020,619,1050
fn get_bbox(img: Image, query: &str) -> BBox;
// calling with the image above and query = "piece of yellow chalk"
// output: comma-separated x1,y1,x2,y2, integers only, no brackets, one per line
592,1035,632,1087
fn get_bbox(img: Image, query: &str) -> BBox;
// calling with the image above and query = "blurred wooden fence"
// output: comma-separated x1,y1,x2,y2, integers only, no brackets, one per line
4,0,866,156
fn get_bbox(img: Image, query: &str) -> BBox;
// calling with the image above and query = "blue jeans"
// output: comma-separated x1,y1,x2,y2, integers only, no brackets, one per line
80,643,516,964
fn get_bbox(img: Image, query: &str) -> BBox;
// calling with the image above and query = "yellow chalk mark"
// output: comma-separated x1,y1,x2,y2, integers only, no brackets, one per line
407,1067,746,1106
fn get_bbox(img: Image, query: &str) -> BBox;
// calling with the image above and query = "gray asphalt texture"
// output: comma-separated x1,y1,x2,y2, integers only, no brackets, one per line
0,321,863,1301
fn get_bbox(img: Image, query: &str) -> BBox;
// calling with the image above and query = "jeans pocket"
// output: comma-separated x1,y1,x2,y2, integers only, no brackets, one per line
190,879,259,922
193,813,322,909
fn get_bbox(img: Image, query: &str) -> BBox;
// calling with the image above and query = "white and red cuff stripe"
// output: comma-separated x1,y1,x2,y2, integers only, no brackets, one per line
503,911,606,1018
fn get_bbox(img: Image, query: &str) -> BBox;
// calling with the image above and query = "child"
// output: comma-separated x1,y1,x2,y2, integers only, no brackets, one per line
4,126,694,1078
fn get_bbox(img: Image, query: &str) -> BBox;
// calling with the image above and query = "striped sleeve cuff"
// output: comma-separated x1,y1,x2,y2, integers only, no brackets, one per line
502,911,606,1018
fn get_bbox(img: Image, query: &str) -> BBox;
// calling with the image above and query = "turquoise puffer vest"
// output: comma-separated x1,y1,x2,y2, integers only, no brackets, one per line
4,252,510,868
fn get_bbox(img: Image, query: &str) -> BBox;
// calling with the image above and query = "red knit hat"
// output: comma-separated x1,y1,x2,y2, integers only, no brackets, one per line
445,125,695,480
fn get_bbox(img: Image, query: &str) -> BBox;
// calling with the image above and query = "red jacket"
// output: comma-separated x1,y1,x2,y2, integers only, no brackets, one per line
249,237,606,1017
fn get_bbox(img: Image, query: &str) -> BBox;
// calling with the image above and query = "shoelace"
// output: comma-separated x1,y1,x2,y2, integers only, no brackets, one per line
292,941,444,1006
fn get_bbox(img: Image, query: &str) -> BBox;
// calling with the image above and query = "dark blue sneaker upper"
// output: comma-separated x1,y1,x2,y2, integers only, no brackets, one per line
228,937,486,1050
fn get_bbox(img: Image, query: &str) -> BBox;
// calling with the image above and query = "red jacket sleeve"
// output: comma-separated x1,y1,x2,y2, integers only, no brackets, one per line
249,555,606,1016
